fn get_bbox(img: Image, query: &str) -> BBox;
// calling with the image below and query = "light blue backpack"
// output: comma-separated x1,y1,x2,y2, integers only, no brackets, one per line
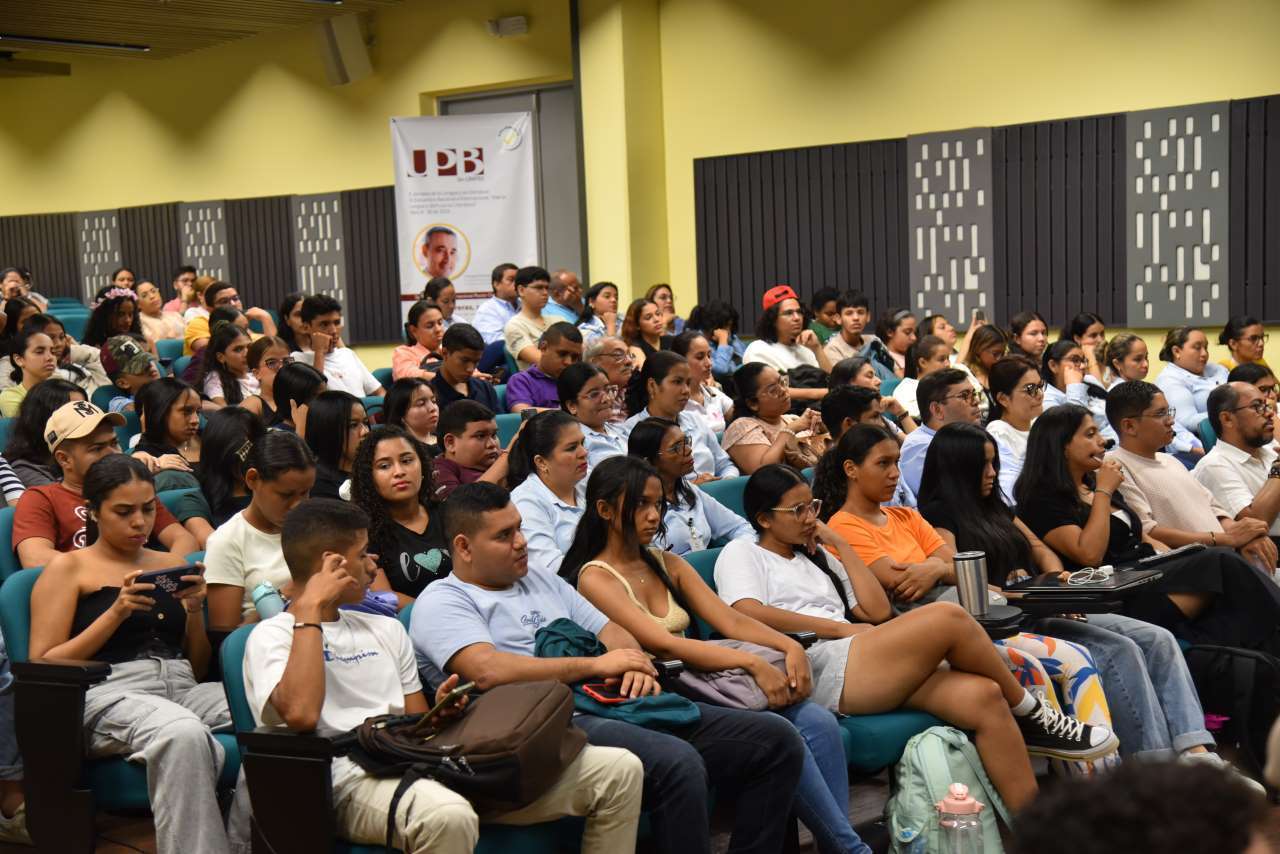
886,726,1010,853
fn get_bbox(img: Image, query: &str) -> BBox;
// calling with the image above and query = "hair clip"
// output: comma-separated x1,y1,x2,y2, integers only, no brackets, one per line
235,440,253,463
92,287,138,309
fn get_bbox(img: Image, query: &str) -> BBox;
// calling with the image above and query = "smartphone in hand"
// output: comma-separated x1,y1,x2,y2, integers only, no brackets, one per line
135,565,203,599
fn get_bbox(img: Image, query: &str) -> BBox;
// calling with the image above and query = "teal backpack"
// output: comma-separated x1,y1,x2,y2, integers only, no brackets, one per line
886,725,1010,853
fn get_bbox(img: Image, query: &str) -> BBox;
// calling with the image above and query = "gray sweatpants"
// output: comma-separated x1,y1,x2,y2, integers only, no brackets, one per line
82,657,232,854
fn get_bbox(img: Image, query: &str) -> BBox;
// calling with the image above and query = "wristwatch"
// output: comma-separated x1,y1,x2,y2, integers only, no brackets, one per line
1269,464,1280,480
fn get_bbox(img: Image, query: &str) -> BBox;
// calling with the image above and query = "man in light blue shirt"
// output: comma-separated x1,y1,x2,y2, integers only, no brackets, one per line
471,263,520,346
542,269,583,324
899,368,980,496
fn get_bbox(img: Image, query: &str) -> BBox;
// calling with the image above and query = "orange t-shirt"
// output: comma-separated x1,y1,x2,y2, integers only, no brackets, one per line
826,507,945,567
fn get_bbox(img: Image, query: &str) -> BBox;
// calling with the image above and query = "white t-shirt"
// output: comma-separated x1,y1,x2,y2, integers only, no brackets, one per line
203,371,261,403
713,538,856,623
292,347,382,397
203,511,292,617
243,610,422,790
742,339,819,372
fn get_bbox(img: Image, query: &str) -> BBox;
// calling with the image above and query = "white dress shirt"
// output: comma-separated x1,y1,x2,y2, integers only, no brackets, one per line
654,488,754,555
472,296,519,345
1194,441,1280,536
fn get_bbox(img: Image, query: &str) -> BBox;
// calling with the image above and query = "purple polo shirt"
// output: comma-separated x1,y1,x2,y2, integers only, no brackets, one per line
505,366,561,409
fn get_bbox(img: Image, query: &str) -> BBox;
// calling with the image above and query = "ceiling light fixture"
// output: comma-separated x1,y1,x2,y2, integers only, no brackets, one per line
0,33,151,52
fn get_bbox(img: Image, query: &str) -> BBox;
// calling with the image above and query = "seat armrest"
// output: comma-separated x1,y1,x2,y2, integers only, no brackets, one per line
786,631,818,649
237,725,348,758
12,658,111,686
238,726,345,853
654,659,685,680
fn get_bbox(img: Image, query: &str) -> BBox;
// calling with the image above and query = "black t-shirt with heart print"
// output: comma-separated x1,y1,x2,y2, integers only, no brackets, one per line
377,503,453,598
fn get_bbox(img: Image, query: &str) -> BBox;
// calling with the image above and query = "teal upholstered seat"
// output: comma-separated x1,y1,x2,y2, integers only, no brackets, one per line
0,419,12,454
156,338,184,365
0,508,17,581
1198,417,1218,452
697,476,748,520
496,412,522,449
91,385,117,411
495,384,507,411
373,368,394,391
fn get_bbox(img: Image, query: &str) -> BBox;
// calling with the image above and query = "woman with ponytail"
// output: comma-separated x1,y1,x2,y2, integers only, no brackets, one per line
1041,338,1116,443
508,410,589,575
716,461,1115,809
559,455,873,854
622,350,738,480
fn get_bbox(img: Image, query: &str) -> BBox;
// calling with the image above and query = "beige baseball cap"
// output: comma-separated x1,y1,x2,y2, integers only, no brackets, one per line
45,401,126,452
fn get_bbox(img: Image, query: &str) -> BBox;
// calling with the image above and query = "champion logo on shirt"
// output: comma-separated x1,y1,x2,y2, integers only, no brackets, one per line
323,648,381,665
520,610,548,631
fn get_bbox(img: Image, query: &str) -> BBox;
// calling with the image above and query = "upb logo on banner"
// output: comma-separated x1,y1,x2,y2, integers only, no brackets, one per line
407,147,486,178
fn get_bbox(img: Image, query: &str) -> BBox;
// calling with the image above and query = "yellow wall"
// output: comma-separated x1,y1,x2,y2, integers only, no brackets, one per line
0,0,571,214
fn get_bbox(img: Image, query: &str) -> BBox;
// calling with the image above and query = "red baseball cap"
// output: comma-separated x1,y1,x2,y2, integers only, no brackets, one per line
762,285,798,311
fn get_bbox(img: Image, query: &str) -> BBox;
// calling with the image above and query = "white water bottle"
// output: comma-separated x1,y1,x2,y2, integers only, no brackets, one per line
936,782,984,854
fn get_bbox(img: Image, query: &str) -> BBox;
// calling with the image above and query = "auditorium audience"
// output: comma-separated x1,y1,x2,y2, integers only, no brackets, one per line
646,283,684,336
576,281,619,343
270,362,327,432
629,418,752,554
413,481,801,854
1015,404,1280,654
985,357,1043,504
176,406,265,547
205,430,315,629
822,292,892,382
133,378,203,481
0,326,57,417
504,266,552,370
898,368,981,496
184,281,275,356
350,426,450,606
247,496,643,854
101,335,161,412
807,287,841,344
293,295,383,399
240,335,289,422
26,313,110,393
506,322,583,411
508,411,588,574
431,400,510,500
560,454,869,854
584,335,635,416
688,299,747,382
4,378,85,486
716,463,1110,810
1008,311,1049,362
384,377,440,452
1041,339,1116,443
162,266,199,316
544,269,584,324
875,308,917,377
136,279,186,343
13,401,197,568
1154,326,1229,437
671,330,733,434
560,362,627,469
722,363,827,475
471,262,519,346
891,334,952,419
621,298,668,368
303,390,369,500
956,323,1008,418
1061,312,1108,384
276,292,305,353
1195,382,1280,540
84,287,151,352
430,323,503,413
743,286,833,387
621,351,737,480
392,299,445,380
197,321,259,408
421,277,456,328
1219,315,1269,371
29,454,231,854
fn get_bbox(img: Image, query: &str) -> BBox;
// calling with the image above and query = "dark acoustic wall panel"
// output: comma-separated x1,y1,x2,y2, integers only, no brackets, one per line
694,140,909,334
990,115,1127,328
0,213,79,297
341,186,400,345
225,196,295,330
1230,95,1280,323
118,203,182,288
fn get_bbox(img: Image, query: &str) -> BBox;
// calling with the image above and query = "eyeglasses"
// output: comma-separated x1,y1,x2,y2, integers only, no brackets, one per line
769,498,822,521
944,389,978,404
599,349,632,363
1257,384,1278,399
1062,356,1088,367
214,294,242,306
1232,400,1274,417
661,437,692,456
261,356,294,371
1139,407,1177,421
580,384,620,404
757,375,791,399
1019,382,1046,397
1243,334,1270,346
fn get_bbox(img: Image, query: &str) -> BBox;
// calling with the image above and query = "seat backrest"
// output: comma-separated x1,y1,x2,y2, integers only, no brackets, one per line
1198,417,1218,452
495,384,507,411
881,376,902,396
683,548,723,639
398,602,414,633
698,476,748,519
155,338,184,364
0,569,41,663
173,356,193,379
60,314,88,342
0,419,12,454
115,411,141,450
0,508,19,582
91,385,117,411
496,412,522,449
219,624,259,733
373,367,394,391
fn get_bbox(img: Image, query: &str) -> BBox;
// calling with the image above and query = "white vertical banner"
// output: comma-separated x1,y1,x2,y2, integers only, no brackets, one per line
390,113,538,322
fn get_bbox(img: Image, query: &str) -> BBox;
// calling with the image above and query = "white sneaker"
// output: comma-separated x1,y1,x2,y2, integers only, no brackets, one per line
1179,750,1267,795
0,802,31,845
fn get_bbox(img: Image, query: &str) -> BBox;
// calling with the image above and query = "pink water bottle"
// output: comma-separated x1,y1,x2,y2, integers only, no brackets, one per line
936,782,984,854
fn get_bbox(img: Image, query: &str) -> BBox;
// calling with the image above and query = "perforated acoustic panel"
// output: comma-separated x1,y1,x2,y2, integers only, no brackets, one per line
905,129,995,326
1126,102,1230,326
290,193,347,304
75,210,122,301
178,202,228,281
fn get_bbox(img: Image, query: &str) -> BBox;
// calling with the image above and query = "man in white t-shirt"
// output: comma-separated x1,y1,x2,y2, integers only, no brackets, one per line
291,294,384,398
503,266,552,370
1195,382,1280,539
242,498,643,854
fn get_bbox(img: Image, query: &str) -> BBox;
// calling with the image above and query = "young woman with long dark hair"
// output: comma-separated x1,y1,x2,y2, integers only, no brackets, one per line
506,411,589,575
135,377,202,470
83,287,151,353
629,417,752,555
559,362,627,470
1008,311,1049,362
1041,339,1116,443
1061,312,1107,384
917,422,1240,769
26,313,110,394
303,390,368,500
874,308,917,377
350,425,449,606
197,321,259,408
30,455,232,854
985,356,1045,503
270,362,327,432
622,351,737,480
671,330,733,434
276,292,305,353
716,462,1112,810
393,300,445,381
576,281,619,343
4,378,85,486
621,298,668,369
204,430,316,630
890,334,952,420
559,455,872,854
1015,405,1280,654
722,362,826,475
0,326,56,417
384,377,439,452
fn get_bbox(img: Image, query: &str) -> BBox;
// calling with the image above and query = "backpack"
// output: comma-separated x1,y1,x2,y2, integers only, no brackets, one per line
1184,644,1280,779
345,681,587,846
886,726,1009,854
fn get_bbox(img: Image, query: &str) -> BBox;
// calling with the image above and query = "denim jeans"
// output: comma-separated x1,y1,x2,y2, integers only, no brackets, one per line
574,702,805,854
775,701,871,854
1037,613,1213,759
0,631,17,781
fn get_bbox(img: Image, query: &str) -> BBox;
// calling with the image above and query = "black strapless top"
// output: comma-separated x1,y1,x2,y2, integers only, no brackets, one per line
70,586,186,663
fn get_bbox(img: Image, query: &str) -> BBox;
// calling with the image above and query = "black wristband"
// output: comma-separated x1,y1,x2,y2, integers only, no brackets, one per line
293,622,323,632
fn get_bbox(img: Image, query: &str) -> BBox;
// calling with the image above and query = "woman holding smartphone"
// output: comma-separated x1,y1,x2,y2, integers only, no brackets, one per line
29,454,232,854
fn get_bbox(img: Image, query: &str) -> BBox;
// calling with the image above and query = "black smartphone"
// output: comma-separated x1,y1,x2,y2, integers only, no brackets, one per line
520,408,537,421
973,309,987,323
135,564,202,598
